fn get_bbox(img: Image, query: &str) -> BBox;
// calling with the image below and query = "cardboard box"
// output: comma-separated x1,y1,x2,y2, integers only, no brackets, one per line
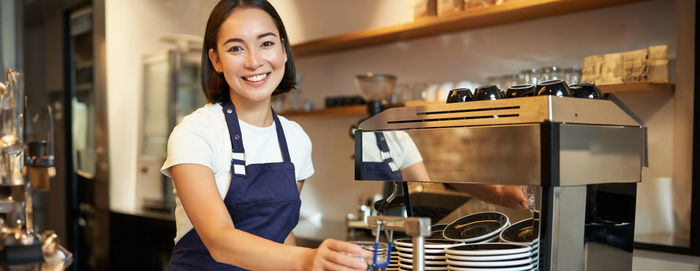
438,0,465,17
414,0,437,19
581,45,669,85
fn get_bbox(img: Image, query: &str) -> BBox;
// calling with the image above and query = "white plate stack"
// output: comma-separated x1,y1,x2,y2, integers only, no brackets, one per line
429,224,449,239
499,218,540,269
530,244,539,270
393,238,462,271
445,243,536,271
442,212,510,244
387,248,400,271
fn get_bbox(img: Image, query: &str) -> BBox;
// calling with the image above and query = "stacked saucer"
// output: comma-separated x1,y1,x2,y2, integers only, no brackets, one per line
499,217,540,269
386,249,400,271
445,243,535,271
393,238,462,271
443,212,510,244
429,224,449,239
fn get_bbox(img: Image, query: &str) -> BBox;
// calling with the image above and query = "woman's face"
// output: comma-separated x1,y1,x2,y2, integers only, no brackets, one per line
209,7,287,105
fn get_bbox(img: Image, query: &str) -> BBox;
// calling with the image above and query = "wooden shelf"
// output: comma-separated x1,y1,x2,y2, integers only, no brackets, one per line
281,105,367,118
599,82,674,93
291,0,644,57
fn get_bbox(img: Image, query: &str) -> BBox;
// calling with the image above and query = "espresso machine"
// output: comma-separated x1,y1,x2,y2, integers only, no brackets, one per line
0,69,72,270
355,90,645,270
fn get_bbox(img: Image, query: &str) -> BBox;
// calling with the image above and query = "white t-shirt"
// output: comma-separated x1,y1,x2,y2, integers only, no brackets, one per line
360,131,423,170
161,103,314,243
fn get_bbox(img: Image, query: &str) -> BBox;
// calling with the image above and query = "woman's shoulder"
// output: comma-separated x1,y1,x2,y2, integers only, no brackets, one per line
276,115,311,143
172,103,225,136
178,103,224,126
276,115,305,133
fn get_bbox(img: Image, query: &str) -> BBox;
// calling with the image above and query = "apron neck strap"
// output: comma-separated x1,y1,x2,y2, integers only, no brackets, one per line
271,107,291,162
374,132,391,152
222,100,291,163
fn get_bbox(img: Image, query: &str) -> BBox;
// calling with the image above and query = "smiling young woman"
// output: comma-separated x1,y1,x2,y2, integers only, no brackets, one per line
160,1,369,270
208,7,288,125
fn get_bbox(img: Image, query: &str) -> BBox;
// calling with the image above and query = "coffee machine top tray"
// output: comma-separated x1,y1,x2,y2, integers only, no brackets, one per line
355,95,646,187
357,95,642,131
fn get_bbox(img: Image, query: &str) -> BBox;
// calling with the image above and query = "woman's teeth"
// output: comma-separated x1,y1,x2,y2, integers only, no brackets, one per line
244,73,268,82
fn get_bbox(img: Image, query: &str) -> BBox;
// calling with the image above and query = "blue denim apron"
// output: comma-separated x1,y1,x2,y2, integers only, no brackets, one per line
167,101,301,270
361,132,403,181
361,132,407,217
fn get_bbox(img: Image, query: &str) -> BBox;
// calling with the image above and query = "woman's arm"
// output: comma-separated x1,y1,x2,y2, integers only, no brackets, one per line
284,233,296,246
297,180,305,194
401,162,528,209
283,180,306,246
400,162,430,182
171,164,366,270
450,183,529,210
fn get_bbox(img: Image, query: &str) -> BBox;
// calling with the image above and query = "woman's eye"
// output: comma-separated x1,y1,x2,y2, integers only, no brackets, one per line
261,41,274,48
227,46,243,52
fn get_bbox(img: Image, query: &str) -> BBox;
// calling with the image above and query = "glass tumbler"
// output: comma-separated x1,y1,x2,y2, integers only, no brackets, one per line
518,68,538,86
551,66,564,80
392,83,411,104
485,76,498,86
522,185,536,216
498,74,517,90
570,68,582,85
411,82,429,101
350,241,388,271
540,66,563,82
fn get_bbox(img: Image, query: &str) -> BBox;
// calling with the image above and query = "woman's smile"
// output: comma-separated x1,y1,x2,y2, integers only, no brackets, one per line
243,73,270,83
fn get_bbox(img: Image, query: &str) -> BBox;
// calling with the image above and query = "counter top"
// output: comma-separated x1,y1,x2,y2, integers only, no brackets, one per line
111,207,175,222
111,207,347,242
293,217,400,248
113,208,364,247
293,218,348,245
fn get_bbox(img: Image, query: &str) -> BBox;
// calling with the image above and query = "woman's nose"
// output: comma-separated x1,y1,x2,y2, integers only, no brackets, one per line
244,49,263,70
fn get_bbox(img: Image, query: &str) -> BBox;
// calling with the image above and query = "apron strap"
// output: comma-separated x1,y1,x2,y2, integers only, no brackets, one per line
222,101,292,176
271,108,291,163
374,132,399,172
223,101,246,175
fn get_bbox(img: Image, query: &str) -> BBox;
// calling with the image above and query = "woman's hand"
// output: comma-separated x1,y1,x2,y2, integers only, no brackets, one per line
302,239,368,271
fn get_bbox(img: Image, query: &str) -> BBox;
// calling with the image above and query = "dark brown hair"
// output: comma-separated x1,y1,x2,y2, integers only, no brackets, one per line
201,0,296,104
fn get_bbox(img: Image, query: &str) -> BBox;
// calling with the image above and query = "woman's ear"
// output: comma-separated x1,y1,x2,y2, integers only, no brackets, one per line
208,48,223,73
281,38,288,63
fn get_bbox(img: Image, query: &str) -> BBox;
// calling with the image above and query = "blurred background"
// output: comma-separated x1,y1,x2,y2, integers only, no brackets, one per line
0,0,698,270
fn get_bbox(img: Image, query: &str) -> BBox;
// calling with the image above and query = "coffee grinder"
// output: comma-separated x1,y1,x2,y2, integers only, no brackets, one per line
349,73,397,139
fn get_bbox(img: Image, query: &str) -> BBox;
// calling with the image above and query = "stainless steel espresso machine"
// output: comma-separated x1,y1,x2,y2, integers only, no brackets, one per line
355,91,645,270
0,69,72,270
